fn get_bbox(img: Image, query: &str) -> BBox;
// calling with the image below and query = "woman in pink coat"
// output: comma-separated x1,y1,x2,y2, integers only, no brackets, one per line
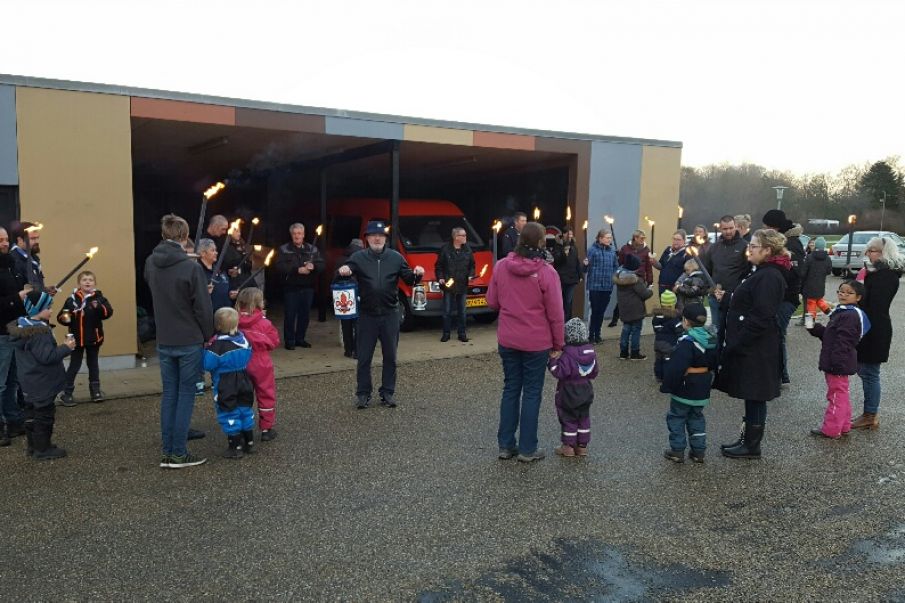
236,288,281,441
487,222,565,463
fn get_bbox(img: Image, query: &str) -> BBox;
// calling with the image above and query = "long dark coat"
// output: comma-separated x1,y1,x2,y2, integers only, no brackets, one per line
713,262,787,402
856,265,901,364
800,249,832,299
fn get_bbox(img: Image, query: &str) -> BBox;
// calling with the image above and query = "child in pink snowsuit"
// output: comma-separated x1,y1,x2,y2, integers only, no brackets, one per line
806,279,870,439
236,288,281,441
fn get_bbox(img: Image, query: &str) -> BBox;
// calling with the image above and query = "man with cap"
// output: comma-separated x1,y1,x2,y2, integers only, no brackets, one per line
762,209,805,384
9,290,76,460
337,220,425,408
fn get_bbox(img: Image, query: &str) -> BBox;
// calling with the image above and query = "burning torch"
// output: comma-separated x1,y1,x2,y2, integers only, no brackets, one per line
196,181,226,248
55,247,99,290
237,249,275,290
492,219,502,261
604,215,616,247
211,219,241,280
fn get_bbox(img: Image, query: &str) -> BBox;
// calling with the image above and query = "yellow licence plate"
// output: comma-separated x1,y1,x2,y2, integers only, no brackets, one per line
466,297,487,308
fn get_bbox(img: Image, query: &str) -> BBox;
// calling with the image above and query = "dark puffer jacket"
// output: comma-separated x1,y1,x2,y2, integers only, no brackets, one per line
552,242,584,287
8,318,71,405
57,289,114,347
808,306,870,375
434,243,475,295
613,268,653,323
800,249,832,299
275,242,325,290
0,253,26,335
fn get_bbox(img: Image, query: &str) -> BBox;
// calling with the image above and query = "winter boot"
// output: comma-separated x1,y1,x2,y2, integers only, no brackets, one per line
89,382,105,403
31,425,66,461
58,390,77,407
24,421,34,457
0,425,9,447
721,418,746,450
241,430,256,454
850,412,879,431
5,421,25,438
722,424,764,459
223,434,244,459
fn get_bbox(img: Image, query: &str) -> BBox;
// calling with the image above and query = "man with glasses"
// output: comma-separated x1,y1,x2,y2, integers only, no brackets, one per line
703,215,749,329
435,227,475,342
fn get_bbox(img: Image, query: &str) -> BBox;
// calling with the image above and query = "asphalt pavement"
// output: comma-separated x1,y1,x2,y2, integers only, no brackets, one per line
2,275,904,601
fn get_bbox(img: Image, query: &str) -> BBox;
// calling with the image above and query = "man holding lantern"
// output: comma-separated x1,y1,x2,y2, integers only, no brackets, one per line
434,227,475,343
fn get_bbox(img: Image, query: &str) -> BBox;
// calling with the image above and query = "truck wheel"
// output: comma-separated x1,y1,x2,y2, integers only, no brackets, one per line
831,268,842,277
473,312,498,324
398,292,416,332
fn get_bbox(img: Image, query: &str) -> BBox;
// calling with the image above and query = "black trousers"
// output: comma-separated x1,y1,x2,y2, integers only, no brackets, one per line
356,312,399,397
283,288,314,345
341,318,358,355
65,345,100,392
24,398,56,451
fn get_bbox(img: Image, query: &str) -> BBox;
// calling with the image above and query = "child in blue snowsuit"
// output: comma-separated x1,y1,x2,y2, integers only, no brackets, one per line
203,307,255,459
660,303,718,463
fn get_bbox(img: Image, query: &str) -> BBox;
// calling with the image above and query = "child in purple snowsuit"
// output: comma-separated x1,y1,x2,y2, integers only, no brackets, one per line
548,318,599,457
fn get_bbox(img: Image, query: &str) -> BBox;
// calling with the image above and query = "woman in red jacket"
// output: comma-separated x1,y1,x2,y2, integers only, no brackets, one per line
487,222,564,463
236,288,281,441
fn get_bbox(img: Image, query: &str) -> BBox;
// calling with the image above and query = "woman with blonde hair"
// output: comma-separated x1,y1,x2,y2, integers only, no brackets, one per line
713,229,788,459
852,236,904,430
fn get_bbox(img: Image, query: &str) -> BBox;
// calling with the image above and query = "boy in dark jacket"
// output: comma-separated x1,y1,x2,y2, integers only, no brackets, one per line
661,303,717,463
613,254,653,360
800,237,833,328
806,280,870,439
203,307,255,459
548,318,599,457
651,290,683,382
9,291,75,460
57,271,113,405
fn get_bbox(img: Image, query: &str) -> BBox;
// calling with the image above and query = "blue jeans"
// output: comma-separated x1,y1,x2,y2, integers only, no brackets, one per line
776,300,796,382
158,344,203,456
283,288,314,345
666,399,706,452
620,319,642,354
588,290,612,340
442,291,467,336
561,283,577,320
857,362,881,414
497,345,548,455
708,294,722,331
0,335,22,426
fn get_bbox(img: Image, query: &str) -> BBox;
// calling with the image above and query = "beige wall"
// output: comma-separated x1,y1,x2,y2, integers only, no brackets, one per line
639,145,682,310
16,88,136,356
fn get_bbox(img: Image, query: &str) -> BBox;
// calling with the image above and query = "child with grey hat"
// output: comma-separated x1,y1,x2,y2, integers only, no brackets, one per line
547,318,599,457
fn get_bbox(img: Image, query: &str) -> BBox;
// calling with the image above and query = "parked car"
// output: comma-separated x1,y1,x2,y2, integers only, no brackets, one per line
830,230,905,275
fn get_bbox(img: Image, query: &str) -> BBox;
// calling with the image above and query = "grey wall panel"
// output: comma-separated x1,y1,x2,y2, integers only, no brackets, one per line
325,116,403,140
0,85,17,185
588,141,643,249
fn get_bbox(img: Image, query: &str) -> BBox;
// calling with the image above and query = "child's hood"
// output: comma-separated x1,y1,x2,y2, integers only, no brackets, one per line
613,268,639,286
502,255,546,278
652,306,678,318
832,304,871,339
685,326,717,350
238,309,264,328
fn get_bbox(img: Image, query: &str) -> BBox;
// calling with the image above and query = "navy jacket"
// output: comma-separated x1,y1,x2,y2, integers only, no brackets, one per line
660,327,718,406
0,253,26,335
808,305,870,375
341,246,421,316
655,247,687,289
652,307,683,353
8,318,72,405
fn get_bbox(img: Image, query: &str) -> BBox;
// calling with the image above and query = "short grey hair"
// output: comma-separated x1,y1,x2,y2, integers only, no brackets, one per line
289,223,305,233
451,227,466,237
197,238,217,254
209,215,228,228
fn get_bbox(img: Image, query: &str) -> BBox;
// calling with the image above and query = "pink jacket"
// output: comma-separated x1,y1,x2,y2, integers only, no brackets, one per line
487,252,565,352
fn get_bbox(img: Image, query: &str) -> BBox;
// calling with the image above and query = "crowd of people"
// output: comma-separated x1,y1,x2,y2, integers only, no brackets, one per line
487,209,903,464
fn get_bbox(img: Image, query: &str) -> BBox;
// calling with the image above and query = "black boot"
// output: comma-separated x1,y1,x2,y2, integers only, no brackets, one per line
58,390,77,407
24,420,34,457
0,425,9,447
720,418,746,450
722,424,764,459
31,422,66,461
223,434,244,459
241,430,256,454
89,382,105,403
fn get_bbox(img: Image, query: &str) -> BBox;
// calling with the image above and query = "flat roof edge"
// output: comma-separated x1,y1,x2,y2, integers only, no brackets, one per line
0,73,682,149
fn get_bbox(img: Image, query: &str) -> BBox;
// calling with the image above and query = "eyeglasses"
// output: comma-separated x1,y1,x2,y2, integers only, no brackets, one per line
837,289,856,296
747,244,763,249
866,248,882,254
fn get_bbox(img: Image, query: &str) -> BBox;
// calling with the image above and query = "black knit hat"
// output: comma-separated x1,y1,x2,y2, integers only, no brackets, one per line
622,253,641,271
762,209,793,232
682,302,708,327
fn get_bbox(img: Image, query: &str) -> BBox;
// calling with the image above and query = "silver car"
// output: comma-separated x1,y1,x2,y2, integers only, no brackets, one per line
830,230,905,275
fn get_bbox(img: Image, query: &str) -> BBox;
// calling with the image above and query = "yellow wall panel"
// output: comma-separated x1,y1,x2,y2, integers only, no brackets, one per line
16,87,136,357
404,124,473,146
639,146,683,256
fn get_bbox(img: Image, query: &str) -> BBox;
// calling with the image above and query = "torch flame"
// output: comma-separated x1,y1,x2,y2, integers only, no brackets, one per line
566,207,572,221
253,245,262,252
533,208,541,221
678,205,684,218
263,249,275,266
315,224,324,236
479,264,488,278
713,222,720,229
582,219,588,231
604,215,614,225
228,219,241,236
687,245,698,258
445,278,455,288
25,222,44,233
203,181,226,200
645,216,655,226
848,214,856,225
252,217,260,226
492,220,503,233
86,247,99,259
694,235,706,246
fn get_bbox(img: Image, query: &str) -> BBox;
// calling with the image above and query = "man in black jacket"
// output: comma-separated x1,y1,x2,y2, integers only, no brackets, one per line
434,227,475,342
0,227,28,446
702,215,749,329
338,220,424,409
144,214,214,469
275,223,324,350
499,211,526,258
553,227,584,319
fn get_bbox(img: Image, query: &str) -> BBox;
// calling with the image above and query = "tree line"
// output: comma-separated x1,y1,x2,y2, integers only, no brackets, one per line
681,158,905,234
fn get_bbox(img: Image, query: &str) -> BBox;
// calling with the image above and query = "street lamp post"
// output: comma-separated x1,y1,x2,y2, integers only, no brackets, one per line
880,191,887,231
772,185,789,210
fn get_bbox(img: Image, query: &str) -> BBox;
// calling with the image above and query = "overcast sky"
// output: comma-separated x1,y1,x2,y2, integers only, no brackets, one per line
4,0,902,174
